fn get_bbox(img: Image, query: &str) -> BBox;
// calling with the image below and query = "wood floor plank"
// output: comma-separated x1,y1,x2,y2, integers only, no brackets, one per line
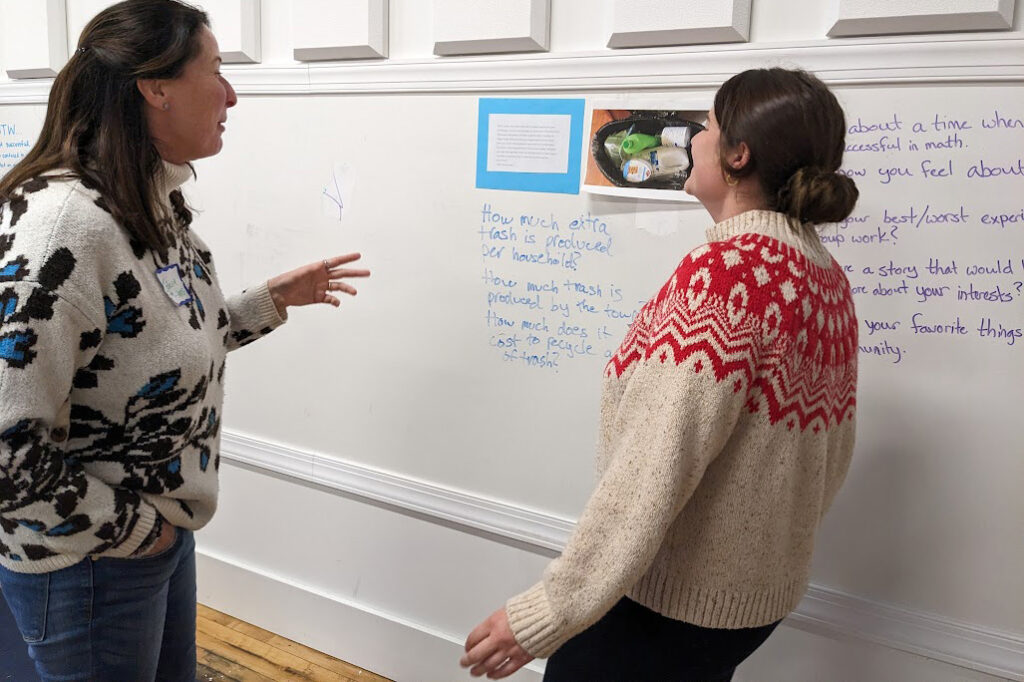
196,636,280,682
198,603,240,627
196,604,391,682
196,657,247,682
263,633,387,680
227,619,277,644
197,618,352,682
197,625,314,682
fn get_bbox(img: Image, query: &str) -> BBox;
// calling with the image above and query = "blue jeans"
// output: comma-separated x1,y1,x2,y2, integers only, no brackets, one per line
0,527,196,681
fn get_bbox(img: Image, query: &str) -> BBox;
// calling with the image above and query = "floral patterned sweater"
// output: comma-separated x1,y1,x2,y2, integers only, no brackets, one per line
0,162,284,573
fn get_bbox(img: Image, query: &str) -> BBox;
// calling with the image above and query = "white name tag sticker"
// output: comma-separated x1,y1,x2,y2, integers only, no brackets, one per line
155,264,193,306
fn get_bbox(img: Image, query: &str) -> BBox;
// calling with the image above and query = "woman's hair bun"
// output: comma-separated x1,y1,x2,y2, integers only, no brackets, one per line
777,167,859,225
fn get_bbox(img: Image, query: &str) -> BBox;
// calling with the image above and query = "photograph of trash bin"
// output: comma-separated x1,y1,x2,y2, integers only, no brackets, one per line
583,108,707,202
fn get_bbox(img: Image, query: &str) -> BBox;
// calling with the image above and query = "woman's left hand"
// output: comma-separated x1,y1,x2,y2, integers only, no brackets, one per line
267,253,370,316
460,608,534,679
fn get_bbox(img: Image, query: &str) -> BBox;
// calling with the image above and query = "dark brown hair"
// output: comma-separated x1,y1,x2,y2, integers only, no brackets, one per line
0,0,209,254
715,68,858,225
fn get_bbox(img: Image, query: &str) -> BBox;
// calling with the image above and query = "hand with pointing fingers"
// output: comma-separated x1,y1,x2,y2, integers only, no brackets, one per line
267,252,370,316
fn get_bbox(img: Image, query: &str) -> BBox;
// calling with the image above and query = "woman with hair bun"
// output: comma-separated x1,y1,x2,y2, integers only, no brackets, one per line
462,68,859,681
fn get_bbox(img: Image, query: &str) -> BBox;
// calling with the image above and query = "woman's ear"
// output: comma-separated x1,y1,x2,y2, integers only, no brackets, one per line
136,78,168,110
725,141,752,174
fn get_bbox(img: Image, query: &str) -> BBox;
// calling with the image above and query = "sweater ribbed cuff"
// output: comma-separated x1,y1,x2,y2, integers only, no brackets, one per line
506,582,566,659
130,513,163,557
102,501,158,559
0,503,159,574
252,280,288,326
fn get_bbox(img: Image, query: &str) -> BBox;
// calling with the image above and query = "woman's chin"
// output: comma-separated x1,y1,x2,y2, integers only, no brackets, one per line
193,139,224,161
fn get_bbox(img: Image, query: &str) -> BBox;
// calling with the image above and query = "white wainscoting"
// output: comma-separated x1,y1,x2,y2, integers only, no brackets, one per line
217,430,1024,680
0,31,1021,102
195,547,546,682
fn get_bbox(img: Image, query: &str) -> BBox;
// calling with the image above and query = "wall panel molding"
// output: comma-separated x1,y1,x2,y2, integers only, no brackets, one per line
204,0,261,63
195,549,546,681
205,33,1024,93
257,33,1024,92
828,0,1016,37
433,0,550,56
220,430,572,553
67,0,266,61
214,430,1024,679
0,0,68,79
607,0,752,48
292,0,388,61
0,33,1021,100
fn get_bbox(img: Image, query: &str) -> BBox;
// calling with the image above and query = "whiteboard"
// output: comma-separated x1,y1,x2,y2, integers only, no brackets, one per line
2,83,1022,633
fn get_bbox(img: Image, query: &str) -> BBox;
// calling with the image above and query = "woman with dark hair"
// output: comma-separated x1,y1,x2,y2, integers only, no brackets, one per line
462,68,859,681
0,1,367,678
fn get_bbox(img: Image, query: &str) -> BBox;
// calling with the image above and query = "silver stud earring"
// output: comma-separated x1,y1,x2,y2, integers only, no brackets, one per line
162,102,170,111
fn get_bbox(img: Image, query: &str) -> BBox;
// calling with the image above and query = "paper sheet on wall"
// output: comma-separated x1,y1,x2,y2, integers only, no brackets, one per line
486,113,572,174
476,98,586,195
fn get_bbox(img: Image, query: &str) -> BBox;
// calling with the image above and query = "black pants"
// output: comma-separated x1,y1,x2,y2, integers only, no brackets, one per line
543,597,781,682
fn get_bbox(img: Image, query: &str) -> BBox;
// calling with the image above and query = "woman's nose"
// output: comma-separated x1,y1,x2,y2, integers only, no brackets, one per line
225,78,238,108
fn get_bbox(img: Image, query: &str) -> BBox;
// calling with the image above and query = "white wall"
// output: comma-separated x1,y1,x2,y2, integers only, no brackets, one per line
199,462,1012,682
1,2,1023,681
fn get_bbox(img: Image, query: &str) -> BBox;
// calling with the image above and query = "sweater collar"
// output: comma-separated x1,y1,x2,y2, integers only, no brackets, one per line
705,209,834,268
156,160,193,197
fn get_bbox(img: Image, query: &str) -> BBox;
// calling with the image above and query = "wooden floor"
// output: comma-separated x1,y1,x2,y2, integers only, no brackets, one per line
196,604,392,682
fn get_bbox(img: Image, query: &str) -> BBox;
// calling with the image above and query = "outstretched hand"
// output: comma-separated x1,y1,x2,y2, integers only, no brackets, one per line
461,608,534,679
267,253,369,316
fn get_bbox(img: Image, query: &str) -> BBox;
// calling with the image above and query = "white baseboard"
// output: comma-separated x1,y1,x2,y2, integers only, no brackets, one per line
195,548,545,682
217,430,1024,681
792,586,1023,680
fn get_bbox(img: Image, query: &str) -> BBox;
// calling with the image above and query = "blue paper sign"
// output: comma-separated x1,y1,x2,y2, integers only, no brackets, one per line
476,98,586,195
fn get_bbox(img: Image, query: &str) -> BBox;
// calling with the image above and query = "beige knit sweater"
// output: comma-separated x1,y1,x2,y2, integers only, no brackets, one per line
506,210,858,658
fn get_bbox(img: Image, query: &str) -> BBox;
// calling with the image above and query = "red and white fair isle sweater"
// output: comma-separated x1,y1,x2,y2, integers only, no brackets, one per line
507,210,858,658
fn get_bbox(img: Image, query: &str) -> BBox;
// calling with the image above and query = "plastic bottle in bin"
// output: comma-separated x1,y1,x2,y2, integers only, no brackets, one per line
621,145,690,183
660,126,696,148
620,132,661,155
